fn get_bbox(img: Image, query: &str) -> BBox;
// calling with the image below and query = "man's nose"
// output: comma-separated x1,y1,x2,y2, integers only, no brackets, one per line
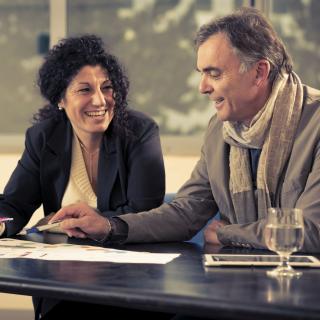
198,75,213,95
92,89,106,106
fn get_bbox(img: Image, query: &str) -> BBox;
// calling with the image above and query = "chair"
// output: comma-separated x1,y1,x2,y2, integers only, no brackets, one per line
164,193,219,245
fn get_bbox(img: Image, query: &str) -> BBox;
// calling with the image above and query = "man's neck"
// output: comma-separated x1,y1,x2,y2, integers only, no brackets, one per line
243,82,273,127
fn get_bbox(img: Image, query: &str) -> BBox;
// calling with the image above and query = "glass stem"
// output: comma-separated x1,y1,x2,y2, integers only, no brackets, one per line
280,254,290,269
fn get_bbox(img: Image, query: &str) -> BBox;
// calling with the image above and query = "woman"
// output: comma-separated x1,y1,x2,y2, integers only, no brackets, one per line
0,34,165,240
0,34,167,319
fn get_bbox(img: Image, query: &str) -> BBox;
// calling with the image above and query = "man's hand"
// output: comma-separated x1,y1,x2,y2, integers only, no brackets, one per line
204,220,228,245
50,202,111,241
34,212,56,227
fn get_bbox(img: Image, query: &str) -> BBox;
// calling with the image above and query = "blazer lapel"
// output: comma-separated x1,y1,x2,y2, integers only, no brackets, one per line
41,118,72,213
97,133,118,213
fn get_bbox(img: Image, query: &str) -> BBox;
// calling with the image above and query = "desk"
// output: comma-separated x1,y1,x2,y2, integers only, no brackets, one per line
0,234,319,320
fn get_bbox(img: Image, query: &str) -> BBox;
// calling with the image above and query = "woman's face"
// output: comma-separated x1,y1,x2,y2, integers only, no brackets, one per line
59,65,115,140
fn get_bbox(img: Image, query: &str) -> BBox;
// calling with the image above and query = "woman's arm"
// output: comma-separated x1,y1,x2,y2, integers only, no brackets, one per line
0,128,43,236
101,116,165,216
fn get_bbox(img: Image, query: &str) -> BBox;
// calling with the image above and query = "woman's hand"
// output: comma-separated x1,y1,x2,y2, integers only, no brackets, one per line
204,220,228,245
50,202,111,241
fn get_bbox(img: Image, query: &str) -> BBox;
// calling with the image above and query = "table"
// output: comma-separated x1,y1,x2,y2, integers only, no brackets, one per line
0,233,319,319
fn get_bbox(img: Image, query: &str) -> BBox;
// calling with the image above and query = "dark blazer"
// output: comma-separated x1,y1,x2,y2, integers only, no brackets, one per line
1,108,165,236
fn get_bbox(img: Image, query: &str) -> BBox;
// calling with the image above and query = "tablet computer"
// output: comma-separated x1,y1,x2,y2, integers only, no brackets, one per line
203,254,320,267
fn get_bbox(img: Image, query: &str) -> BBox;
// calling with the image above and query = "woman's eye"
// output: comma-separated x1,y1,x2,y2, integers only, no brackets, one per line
102,85,113,91
78,87,90,93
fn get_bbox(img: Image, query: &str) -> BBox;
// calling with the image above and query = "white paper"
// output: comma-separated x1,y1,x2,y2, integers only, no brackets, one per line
0,238,180,264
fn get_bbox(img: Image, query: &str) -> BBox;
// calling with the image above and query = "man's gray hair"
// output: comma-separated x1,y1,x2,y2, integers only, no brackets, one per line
195,7,293,83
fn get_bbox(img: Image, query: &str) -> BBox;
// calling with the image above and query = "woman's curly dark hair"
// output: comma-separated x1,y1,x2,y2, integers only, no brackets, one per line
34,34,129,134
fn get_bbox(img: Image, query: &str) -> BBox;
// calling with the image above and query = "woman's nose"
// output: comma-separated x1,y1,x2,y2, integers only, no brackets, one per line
92,89,106,106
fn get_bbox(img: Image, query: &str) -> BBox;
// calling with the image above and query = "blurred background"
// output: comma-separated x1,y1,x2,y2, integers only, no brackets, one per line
0,0,319,318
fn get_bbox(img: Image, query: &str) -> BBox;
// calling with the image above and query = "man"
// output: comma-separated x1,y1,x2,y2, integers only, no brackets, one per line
53,7,320,252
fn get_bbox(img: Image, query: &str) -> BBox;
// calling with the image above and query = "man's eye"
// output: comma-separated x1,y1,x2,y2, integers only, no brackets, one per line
208,71,220,79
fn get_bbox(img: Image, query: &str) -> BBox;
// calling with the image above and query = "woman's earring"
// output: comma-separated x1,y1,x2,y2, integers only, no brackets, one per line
58,104,63,111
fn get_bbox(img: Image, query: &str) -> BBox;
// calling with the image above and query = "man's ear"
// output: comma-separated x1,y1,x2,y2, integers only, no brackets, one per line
254,59,270,86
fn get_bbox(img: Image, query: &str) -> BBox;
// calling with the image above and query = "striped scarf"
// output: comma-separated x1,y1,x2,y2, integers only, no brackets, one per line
223,72,303,219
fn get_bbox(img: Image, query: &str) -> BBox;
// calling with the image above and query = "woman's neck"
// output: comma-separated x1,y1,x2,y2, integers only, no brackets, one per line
74,130,103,154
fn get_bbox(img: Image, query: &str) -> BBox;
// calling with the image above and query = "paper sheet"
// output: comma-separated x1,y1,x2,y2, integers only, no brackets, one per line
0,238,180,264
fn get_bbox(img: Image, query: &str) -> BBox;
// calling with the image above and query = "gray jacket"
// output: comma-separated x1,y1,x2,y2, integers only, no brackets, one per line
120,85,320,253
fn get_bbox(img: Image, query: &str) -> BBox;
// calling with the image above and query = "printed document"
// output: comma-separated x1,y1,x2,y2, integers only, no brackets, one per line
0,238,180,264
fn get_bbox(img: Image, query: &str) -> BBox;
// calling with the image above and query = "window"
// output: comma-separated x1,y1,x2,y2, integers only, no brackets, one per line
1,0,319,155
0,0,49,135
269,0,320,89
68,0,246,154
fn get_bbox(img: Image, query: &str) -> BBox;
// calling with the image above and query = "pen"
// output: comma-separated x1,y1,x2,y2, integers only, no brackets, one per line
25,221,62,235
0,217,14,223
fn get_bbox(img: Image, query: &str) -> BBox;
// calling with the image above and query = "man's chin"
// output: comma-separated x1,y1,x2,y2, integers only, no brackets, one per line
216,112,230,122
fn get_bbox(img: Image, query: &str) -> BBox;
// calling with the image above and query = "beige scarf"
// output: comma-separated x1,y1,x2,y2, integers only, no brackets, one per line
223,72,303,218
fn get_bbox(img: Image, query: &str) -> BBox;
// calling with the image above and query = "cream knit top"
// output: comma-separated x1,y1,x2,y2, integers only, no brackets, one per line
61,132,98,209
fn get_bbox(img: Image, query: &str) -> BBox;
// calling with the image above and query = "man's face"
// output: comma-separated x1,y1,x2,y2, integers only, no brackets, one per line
197,32,264,123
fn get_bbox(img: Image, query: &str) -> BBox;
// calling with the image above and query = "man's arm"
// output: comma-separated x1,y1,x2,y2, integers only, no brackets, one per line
119,144,219,243
52,143,219,243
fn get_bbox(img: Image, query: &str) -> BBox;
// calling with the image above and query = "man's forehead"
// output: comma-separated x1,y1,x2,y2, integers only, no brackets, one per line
196,33,238,70
198,33,233,56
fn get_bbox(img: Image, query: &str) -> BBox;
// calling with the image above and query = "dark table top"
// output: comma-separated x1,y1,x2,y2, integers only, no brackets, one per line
0,233,319,320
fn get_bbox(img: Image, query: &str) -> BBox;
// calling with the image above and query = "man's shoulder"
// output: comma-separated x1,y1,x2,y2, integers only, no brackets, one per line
207,113,223,133
200,113,224,147
304,85,320,106
294,85,320,143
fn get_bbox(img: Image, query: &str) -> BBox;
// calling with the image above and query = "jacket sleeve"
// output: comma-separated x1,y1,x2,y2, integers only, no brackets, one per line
100,118,165,217
119,139,219,243
0,128,43,236
216,139,320,253
293,140,320,253
124,119,166,211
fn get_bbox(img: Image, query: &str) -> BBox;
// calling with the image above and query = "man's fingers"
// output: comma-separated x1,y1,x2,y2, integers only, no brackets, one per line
208,220,221,231
50,203,94,223
65,228,87,238
204,230,218,244
60,218,88,238
50,208,81,223
59,218,84,230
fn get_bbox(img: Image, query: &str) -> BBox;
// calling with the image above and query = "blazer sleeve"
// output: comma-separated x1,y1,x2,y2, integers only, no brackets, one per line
100,117,165,217
119,138,219,243
0,128,43,236
124,119,166,211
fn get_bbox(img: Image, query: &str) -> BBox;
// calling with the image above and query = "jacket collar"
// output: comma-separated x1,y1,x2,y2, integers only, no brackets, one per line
46,114,73,156
97,124,118,212
45,114,119,213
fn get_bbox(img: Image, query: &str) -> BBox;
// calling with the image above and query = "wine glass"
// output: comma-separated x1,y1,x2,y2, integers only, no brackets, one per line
264,208,304,277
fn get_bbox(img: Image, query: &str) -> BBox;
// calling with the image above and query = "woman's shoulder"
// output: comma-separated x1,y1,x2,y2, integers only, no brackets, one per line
127,108,156,124
26,114,68,145
126,108,158,132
